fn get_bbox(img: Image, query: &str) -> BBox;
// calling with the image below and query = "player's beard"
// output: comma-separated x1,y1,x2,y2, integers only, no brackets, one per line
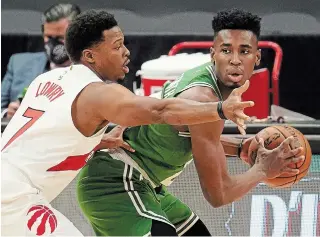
217,79,240,91
227,83,241,89
117,76,129,86
215,79,241,100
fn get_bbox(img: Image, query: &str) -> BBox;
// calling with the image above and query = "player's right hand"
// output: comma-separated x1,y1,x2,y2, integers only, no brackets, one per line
254,136,305,179
222,80,254,135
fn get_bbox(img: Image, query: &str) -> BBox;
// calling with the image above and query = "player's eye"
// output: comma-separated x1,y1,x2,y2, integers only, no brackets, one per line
241,49,250,54
221,48,231,54
114,43,123,50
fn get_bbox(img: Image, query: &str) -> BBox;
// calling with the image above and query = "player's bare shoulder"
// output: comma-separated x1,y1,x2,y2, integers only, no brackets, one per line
75,81,115,108
172,86,221,133
177,86,220,103
70,81,109,136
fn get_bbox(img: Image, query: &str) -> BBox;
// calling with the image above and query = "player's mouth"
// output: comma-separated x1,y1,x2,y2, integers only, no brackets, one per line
227,73,243,82
227,68,244,82
123,59,130,73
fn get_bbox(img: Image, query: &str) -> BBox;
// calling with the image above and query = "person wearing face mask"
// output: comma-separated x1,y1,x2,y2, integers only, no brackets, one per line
1,3,81,119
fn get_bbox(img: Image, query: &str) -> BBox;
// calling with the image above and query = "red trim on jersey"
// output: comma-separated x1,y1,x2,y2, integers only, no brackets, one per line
46,145,99,171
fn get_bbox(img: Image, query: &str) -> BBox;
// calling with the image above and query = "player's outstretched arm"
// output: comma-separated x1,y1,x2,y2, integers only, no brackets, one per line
87,82,253,128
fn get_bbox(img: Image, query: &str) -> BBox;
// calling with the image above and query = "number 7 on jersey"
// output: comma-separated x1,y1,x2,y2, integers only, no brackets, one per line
2,107,45,151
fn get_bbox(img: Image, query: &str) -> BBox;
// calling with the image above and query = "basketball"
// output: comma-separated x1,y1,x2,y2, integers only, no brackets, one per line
248,125,312,188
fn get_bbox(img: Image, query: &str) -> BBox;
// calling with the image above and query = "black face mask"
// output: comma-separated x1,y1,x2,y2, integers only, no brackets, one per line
44,37,69,65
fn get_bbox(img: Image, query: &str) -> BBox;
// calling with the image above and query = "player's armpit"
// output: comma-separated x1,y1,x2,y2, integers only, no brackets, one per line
86,83,224,127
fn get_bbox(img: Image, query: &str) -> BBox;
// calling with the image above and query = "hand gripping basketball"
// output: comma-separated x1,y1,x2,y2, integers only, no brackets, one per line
222,80,254,135
254,136,305,180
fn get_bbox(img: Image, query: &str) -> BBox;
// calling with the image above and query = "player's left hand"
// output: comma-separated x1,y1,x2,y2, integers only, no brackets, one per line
239,136,255,165
96,126,135,152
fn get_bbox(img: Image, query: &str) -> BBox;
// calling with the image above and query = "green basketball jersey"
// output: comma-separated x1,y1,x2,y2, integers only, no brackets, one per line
124,62,222,186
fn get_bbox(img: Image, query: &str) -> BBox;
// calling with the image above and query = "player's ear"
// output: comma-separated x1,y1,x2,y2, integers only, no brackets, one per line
255,49,261,66
210,47,216,64
82,49,95,64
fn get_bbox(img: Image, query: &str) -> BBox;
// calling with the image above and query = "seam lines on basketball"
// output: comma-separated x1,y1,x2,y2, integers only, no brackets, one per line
272,126,299,185
276,180,295,187
275,169,307,187
274,168,309,178
275,168,309,187
272,163,310,187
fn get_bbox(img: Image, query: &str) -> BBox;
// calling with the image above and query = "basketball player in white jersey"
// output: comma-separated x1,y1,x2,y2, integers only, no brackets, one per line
1,10,256,236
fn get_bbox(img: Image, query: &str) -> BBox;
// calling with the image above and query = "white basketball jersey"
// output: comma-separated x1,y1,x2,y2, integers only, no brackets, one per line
1,64,108,202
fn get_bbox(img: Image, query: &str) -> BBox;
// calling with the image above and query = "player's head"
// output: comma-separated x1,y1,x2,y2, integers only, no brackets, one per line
42,3,81,65
211,8,261,89
65,10,130,81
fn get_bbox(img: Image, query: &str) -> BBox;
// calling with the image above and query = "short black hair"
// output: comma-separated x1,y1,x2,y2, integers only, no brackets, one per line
212,8,261,38
65,10,118,62
42,3,81,23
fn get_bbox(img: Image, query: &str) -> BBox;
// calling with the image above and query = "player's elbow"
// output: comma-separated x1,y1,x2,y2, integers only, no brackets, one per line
156,102,186,125
158,110,182,125
201,177,233,208
203,191,227,208
210,198,225,208
201,185,227,208
149,102,182,125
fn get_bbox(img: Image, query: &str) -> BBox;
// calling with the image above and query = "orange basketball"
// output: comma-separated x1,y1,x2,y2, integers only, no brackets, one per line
248,125,312,188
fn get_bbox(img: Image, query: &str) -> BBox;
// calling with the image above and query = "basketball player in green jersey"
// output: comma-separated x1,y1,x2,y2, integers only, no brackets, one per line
77,9,304,236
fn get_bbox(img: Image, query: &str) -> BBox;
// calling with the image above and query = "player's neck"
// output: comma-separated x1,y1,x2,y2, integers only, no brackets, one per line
216,79,233,101
79,62,106,81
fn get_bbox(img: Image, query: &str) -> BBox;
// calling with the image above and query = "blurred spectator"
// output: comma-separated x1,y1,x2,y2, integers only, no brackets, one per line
1,3,81,118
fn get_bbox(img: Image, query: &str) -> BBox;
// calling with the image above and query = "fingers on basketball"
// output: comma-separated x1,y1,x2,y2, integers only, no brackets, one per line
249,125,312,188
281,167,300,175
284,155,305,166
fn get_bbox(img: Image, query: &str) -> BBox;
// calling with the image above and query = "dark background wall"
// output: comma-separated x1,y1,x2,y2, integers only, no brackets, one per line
2,0,320,118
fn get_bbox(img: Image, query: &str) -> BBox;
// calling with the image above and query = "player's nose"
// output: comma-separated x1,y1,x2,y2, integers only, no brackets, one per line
124,45,130,58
